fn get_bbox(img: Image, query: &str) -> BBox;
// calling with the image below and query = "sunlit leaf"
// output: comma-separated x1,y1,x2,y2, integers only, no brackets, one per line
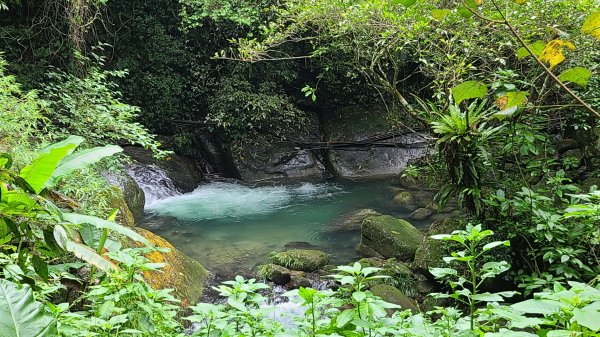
582,12,600,40
392,0,416,7
19,144,76,194
516,40,545,60
451,81,488,105
432,9,451,21
538,40,575,69
558,67,593,87
496,91,528,110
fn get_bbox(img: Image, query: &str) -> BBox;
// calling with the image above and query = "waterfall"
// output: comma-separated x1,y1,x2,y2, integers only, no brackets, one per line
127,164,181,206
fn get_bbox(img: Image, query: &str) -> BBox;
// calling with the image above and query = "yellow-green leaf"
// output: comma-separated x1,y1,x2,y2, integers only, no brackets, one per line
458,6,473,18
517,40,545,60
514,0,526,4
392,0,416,7
452,81,488,105
582,12,600,40
19,144,76,194
432,9,451,21
496,91,528,110
558,67,593,87
538,40,575,69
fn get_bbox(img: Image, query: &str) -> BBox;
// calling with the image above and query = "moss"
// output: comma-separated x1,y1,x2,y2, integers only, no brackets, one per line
269,249,329,272
133,228,209,306
359,215,424,261
105,186,135,227
257,264,291,285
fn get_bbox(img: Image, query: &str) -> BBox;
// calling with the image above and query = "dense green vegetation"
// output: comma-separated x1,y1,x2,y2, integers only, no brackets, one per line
1,0,599,336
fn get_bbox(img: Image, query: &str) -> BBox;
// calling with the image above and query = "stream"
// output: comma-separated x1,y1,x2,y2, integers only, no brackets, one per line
139,176,433,279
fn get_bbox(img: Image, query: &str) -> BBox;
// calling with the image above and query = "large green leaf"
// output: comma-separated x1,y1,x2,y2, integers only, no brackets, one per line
19,144,76,194
62,213,152,246
53,226,119,272
39,135,84,154
0,279,57,337
558,67,593,87
45,145,123,188
451,81,488,105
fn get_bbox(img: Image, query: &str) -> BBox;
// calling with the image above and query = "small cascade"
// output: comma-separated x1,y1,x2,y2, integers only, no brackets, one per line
127,164,181,206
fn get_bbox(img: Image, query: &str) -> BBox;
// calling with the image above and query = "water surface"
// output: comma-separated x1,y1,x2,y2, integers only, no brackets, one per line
142,179,428,278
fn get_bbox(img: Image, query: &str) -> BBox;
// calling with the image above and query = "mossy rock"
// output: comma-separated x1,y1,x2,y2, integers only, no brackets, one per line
257,264,291,285
359,215,424,261
393,191,414,210
105,186,135,227
410,207,434,221
269,249,329,272
359,257,418,297
104,170,145,221
370,284,417,313
412,217,463,276
132,228,209,306
328,208,381,232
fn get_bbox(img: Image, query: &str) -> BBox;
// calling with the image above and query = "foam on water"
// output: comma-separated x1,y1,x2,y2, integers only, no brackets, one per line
146,182,342,220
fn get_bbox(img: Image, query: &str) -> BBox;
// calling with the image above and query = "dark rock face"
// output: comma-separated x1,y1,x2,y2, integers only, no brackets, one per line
123,147,205,193
357,215,424,261
322,105,427,178
258,264,292,285
230,112,328,181
103,170,145,221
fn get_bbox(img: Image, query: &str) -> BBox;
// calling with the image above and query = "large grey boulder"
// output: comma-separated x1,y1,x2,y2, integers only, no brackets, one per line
322,105,426,178
357,215,424,261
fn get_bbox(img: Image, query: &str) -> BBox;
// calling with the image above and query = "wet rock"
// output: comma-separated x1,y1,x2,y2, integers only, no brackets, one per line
103,170,145,221
410,207,434,221
393,191,414,210
230,112,327,181
322,105,427,178
288,271,312,289
124,147,204,193
370,284,418,313
358,215,424,261
131,228,209,306
355,243,384,258
283,241,323,250
269,249,330,272
258,264,291,285
328,208,381,232
412,217,463,276
104,186,136,227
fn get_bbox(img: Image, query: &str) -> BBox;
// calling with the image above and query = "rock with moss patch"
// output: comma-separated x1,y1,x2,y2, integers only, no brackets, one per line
105,186,136,227
269,249,329,272
393,191,414,210
410,207,434,221
358,215,424,261
412,217,463,276
132,228,209,306
257,264,291,285
328,208,381,232
103,171,145,222
370,284,417,313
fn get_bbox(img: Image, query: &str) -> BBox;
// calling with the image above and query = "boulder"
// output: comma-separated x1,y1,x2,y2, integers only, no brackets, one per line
288,270,312,289
328,208,381,232
124,147,204,193
358,215,424,261
103,170,145,221
370,284,418,313
410,207,434,221
322,105,426,178
269,249,330,272
412,217,463,276
229,112,327,181
258,264,291,285
104,186,136,227
358,257,417,296
132,228,209,306
393,191,414,210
